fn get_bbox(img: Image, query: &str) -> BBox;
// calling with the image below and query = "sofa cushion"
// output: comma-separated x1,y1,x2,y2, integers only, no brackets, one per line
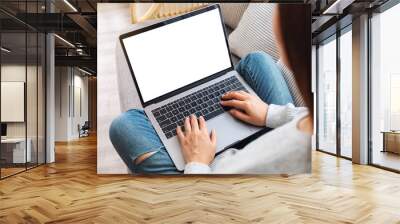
276,59,306,107
219,3,249,29
228,3,279,62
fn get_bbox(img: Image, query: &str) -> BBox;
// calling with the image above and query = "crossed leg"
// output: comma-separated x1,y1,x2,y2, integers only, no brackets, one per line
109,52,293,174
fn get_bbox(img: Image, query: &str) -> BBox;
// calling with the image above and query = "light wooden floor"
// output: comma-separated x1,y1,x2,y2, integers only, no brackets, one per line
1,135,400,223
373,150,400,171
1,167,26,178
1,163,45,178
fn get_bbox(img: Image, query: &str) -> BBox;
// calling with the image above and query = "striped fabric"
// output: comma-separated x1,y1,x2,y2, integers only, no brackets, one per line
276,59,306,107
219,3,249,29
228,3,279,62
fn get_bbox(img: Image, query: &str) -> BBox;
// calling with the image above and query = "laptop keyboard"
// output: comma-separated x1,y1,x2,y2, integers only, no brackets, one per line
151,76,248,139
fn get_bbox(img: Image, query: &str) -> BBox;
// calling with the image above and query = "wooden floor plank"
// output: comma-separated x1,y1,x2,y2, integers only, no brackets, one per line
1,135,400,223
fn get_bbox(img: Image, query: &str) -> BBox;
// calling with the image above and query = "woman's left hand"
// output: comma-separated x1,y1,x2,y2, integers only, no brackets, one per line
176,115,217,165
221,91,268,126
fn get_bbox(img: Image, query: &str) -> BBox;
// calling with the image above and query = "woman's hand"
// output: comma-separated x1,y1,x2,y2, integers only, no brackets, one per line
221,91,268,126
176,115,217,165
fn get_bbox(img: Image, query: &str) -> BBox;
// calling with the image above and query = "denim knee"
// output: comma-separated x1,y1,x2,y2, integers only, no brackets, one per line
236,51,276,81
109,111,134,170
109,109,148,164
109,109,140,145
243,51,274,64
109,109,169,167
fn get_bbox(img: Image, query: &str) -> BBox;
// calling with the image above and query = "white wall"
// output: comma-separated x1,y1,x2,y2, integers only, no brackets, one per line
97,3,136,174
55,67,69,141
1,65,26,135
1,65,39,138
54,67,89,141
1,63,46,164
72,73,89,138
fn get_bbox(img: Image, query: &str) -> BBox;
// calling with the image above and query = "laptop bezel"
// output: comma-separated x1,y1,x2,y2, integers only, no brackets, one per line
119,4,234,108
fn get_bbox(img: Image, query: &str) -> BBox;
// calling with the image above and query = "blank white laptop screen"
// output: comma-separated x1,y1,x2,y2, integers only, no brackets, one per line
122,8,232,103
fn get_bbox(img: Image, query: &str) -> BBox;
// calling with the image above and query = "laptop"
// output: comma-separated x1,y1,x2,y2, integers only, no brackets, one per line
120,4,262,170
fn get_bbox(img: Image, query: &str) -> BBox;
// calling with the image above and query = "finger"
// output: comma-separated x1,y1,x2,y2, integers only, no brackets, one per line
176,126,185,141
210,129,217,146
184,117,191,134
190,114,199,132
229,109,252,123
221,91,247,101
198,116,207,131
238,90,251,97
220,99,247,110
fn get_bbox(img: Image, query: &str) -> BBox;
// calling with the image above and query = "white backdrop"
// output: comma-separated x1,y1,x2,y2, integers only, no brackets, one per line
97,4,141,174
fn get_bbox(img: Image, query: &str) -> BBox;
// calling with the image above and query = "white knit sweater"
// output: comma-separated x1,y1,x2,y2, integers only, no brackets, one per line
184,103,311,174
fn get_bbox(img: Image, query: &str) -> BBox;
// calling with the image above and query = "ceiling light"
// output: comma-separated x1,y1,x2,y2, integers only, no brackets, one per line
63,0,78,12
323,0,354,15
54,34,75,48
1,47,11,53
78,67,93,76
76,48,85,55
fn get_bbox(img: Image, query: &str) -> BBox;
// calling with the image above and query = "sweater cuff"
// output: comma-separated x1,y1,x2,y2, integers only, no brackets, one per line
265,104,287,128
184,162,211,174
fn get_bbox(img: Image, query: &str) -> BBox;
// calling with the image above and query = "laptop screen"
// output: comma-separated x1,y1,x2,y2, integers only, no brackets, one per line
121,7,232,104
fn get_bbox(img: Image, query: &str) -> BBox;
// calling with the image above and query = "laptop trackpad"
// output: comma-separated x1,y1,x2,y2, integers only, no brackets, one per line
162,112,262,171
206,112,262,153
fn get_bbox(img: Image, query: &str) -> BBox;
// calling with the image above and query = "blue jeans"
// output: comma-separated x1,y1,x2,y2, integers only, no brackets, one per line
109,52,294,174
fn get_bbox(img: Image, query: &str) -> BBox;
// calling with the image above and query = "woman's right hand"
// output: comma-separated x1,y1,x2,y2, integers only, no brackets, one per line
220,91,268,127
176,115,216,165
